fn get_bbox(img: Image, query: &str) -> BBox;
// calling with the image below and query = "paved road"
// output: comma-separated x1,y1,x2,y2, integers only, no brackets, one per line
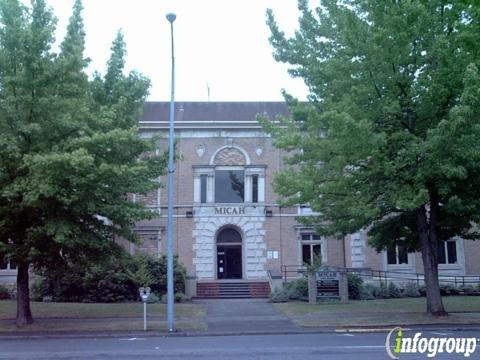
0,330,478,359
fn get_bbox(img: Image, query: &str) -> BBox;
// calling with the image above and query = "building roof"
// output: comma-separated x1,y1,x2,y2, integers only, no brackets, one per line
141,102,289,128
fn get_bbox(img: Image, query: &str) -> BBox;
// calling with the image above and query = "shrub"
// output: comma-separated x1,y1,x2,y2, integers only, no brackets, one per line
269,288,289,303
439,284,459,296
0,284,16,300
161,292,188,303
0,284,10,300
84,266,137,303
402,282,421,297
30,276,49,302
359,283,376,300
34,249,187,303
133,255,186,295
374,282,390,299
347,273,363,300
439,284,448,296
174,292,187,302
46,262,87,302
126,257,155,289
7,285,16,300
388,282,402,298
146,293,160,304
305,255,323,274
448,285,461,296
459,286,478,296
285,278,308,300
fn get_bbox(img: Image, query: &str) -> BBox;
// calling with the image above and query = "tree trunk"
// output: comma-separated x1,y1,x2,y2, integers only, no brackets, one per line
416,202,447,316
16,262,33,325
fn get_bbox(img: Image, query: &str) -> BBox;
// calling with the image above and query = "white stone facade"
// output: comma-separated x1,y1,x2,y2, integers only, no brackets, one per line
192,205,267,280
350,231,365,268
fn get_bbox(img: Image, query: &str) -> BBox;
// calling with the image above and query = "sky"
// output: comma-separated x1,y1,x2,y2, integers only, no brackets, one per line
44,0,309,102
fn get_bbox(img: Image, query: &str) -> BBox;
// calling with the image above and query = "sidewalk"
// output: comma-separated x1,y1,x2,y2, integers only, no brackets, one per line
196,298,299,333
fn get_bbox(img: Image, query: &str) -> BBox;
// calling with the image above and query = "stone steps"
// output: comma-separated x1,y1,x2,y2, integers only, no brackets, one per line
196,281,270,299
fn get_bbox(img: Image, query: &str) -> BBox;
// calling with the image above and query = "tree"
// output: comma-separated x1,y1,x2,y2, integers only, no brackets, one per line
0,0,166,325
264,0,480,315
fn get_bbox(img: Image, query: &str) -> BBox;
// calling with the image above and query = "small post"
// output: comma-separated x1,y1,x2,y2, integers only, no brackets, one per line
308,272,317,305
139,287,151,331
339,271,349,303
143,302,147,331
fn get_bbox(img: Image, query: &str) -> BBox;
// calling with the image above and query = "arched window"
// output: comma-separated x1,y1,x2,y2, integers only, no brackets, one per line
217,228,242,244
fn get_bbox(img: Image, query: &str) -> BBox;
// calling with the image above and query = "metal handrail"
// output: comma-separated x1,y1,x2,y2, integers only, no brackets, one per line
281,265,480,287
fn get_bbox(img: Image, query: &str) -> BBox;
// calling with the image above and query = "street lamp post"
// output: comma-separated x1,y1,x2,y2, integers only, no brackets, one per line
166,12,176,333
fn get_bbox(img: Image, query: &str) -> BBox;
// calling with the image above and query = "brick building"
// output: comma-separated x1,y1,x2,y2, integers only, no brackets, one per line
124,102,480,290
2,101,479,289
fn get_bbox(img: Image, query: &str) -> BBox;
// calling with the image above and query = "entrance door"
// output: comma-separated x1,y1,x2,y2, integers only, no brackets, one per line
216,228,243,279
217,245,242,279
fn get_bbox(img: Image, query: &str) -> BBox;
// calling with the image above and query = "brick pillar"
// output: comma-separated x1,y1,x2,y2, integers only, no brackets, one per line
339,271,349,303
308,272,317,305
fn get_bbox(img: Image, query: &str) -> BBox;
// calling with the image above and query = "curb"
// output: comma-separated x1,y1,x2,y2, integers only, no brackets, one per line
0,329,332,341
1,324,479,341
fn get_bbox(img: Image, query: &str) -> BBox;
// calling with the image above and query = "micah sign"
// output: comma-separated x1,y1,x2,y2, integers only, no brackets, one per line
214,206,246,215
308,266,349,304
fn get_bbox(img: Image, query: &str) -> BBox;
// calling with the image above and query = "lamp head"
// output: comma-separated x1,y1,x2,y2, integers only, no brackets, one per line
166,13,176,23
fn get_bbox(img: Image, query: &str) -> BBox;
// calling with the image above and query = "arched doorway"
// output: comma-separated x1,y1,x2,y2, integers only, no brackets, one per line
216,227,242,279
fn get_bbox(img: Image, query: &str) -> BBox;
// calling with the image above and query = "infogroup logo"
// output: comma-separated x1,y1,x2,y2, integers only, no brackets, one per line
385,327,478,359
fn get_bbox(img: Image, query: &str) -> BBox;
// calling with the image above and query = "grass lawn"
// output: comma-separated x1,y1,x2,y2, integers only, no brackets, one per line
0,300,206,320
274,296,480,328
0,300,207,333
275,296,480,316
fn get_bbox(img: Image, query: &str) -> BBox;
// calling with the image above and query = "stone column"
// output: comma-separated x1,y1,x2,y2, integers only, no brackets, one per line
207,175,214,203
258,175,265,203
193,175,201,203
244,175,252,202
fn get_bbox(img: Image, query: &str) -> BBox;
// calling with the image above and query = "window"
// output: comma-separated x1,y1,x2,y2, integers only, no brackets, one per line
301,233,322,265
215,170,244,203
387,243,408,265
200,175,207,204
298,206,313,215
252,174,258,203
217,228,242,244
438,240,457,264
302,234,321,241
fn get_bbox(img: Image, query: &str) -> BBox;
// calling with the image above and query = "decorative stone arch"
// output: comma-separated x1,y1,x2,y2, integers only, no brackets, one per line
215,224,244,279
210,145,251,166
215,225,244,244
192,212,267,280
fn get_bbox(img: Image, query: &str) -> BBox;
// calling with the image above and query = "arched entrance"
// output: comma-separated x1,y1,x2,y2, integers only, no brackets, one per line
216,227,242,279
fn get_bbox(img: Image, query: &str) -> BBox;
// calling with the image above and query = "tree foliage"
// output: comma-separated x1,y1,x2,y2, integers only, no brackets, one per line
264,0,480,315
0,0,166,324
